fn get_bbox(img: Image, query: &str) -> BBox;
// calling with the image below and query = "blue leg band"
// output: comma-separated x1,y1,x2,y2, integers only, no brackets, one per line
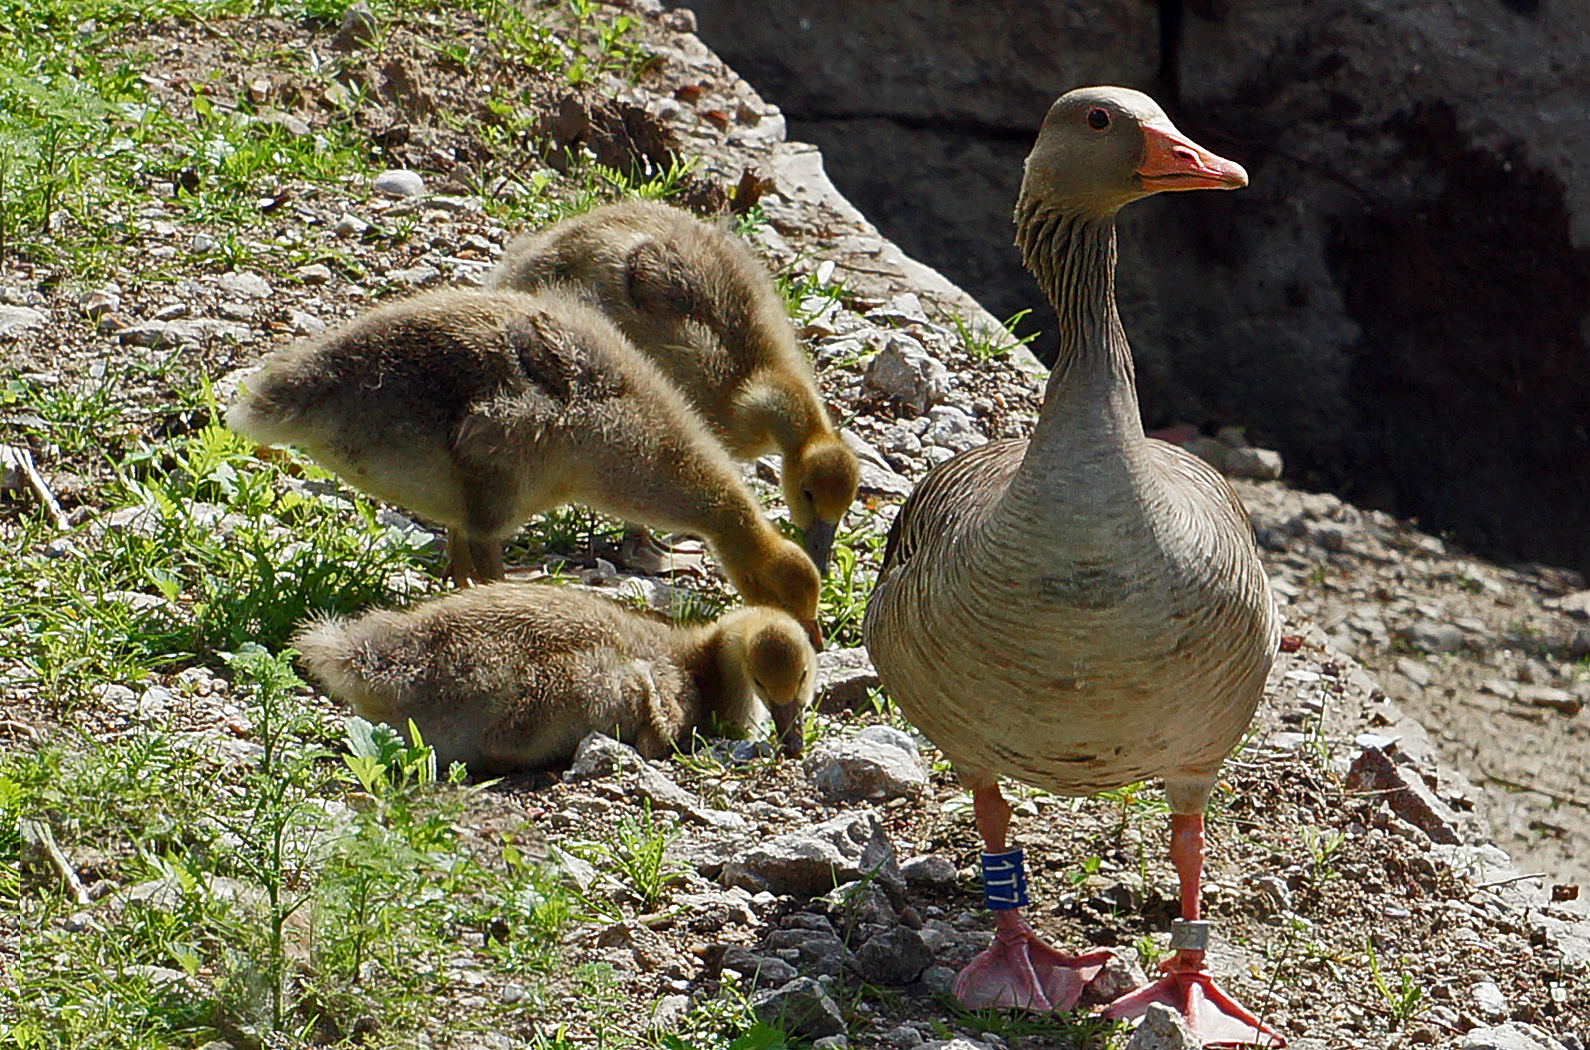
981,848,1029,910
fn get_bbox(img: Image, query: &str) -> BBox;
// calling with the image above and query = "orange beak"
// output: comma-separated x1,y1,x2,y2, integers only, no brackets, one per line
1136,122,1248,192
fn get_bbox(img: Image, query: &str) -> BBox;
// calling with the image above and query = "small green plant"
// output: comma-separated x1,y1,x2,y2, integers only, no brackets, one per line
1302,825,1345,885
1065,853,1103,889
569,800,685,912
214,643,325,1035
1365,935,1424,1025
951,307,1040,361
665,971,793,1049
342,715,453,795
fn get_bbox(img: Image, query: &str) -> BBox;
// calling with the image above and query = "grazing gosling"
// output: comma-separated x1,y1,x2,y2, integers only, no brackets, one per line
225,288,821,642
489,199,860,571
294,584,816,772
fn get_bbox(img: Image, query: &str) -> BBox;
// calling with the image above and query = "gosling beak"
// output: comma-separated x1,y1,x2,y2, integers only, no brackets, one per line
802,518,838,577
1136,121,1248,193
800,617,825,651
770,701,805,758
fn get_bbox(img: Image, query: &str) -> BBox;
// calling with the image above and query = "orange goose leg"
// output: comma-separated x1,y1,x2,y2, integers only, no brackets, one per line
1102,813,1286,1047
952,783,1112,1012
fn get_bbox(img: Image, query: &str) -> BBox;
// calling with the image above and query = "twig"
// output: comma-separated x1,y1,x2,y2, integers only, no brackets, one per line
1474,756,1590,809
1477,872,1545,890
1,445,69,531
21,818,92,907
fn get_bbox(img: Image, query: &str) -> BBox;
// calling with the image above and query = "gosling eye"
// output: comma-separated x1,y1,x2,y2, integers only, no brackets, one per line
1086,107,1110,131
803,488,815,504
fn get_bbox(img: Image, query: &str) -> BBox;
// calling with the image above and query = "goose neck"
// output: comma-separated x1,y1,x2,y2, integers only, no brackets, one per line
1015,201,1145,449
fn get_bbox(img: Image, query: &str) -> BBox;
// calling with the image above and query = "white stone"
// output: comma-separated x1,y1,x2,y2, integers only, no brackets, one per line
862,333,948,411
0,306,46,336
373,169,426,198
1461,1022,1569,1050
217,271,272,299
1123,1002,1197,1050
1224,446,1283,480
803,734,926,802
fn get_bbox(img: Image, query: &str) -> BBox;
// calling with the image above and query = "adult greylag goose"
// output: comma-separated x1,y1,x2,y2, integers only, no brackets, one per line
862,87,1281,1047
488,200,859,572
295,583,815,771
226,288,822,645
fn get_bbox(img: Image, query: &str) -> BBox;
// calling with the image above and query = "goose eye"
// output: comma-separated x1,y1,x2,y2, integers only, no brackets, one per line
1086,107,1110,131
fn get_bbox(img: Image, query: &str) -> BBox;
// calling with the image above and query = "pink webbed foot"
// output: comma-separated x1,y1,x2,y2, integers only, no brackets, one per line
1103,953,1284,1047
953,910,1112,1013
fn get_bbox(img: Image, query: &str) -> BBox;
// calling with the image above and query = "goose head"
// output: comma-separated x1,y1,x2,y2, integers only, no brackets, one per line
1020,86,1247,218
786,434,860,575
726,536,824,651
733,606,817,757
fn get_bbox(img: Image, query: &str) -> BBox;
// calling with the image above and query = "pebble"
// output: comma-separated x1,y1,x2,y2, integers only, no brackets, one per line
334,213,370,237
802,733,926,802
900,854,958,889
815,646,881,711
373,169,426,198
1461,1022,1571,1050
923,404,987,452
1468,979,1508,1021
78,288,121,320
1405,621,1466,654
721,810,902,897
722,945,799,987
1396,656,1435,688
389,263,442,287
290,310,328,335
854,927,933,986
862,333,949,412
881,1023,924,1047
217,271,272,299
751,977,846,1039
0,306,46,335
1124,1002,1197,1050
1223,445,1283,479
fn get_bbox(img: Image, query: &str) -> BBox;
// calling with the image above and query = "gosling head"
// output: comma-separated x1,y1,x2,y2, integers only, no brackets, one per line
728,536,823,651
734,607,817,757
784,435,860,576
1021,86,1247,219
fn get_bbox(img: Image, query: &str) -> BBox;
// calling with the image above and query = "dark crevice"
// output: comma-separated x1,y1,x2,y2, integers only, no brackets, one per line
783,110,1045,144
1157,0,1183,106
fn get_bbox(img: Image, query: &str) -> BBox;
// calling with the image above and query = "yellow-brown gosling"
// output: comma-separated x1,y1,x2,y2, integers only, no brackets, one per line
226,288,822,644
295,583,815,771
488,199,859,572
863,88,1281,1046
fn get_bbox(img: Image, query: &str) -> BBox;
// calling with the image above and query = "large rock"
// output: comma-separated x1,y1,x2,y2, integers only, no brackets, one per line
720,810,903,896
680,0,1590,576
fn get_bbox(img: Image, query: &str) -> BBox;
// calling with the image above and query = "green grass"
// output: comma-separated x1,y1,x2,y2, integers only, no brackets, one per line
6,654,571,1047
949,306,1040,361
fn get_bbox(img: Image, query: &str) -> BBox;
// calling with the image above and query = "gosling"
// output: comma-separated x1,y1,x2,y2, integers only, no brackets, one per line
489,200,859,571
225,288,822,642
294,583,816,772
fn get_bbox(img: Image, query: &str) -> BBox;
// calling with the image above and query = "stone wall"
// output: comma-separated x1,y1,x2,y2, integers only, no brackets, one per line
675,0,1590,575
